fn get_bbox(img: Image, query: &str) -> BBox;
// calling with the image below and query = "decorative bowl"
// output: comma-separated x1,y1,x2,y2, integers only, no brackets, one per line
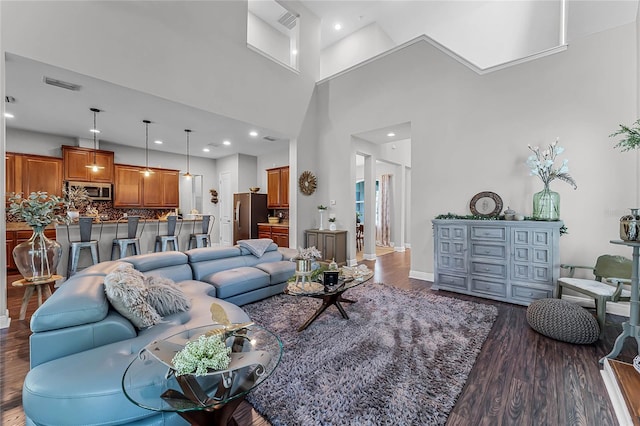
249,187,260,193
268,217,280,224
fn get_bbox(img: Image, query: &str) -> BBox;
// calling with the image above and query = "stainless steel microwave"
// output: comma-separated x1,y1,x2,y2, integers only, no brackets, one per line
65,181,112,201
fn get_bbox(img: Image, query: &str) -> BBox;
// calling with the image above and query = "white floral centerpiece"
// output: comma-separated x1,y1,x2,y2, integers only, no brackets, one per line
171,335,231,376
526,138,577,220
294,246,322,273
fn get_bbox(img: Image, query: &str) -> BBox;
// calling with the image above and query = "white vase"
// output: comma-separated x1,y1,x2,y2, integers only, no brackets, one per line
318,209,325,230
329,223,336,231
67,209,80,222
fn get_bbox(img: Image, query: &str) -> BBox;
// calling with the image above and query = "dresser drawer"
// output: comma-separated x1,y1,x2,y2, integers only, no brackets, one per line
471,226,507,242
470,278,507,298
471,243,506,260
471,261,507,278
436,273,467,290
511,284,553,303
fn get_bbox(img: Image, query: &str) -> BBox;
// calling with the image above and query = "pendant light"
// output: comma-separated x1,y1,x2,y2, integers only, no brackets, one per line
183,129,192,179
140,120,154,177
86,108,105,172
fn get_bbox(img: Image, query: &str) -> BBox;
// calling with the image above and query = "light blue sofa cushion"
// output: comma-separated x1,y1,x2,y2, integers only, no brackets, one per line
30,274,109,333
255,261,297,285
185,246,242,263
205,267,270,299
190,256,247,281
123,252,193,282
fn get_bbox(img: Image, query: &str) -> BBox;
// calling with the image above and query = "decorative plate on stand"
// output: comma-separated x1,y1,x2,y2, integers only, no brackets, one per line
469,191,503,217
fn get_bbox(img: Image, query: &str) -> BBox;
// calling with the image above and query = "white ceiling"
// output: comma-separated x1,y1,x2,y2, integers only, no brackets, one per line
4,53,289,160
4,1,637,160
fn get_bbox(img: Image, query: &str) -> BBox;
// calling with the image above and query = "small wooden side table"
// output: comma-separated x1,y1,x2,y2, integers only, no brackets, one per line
11,275,61,320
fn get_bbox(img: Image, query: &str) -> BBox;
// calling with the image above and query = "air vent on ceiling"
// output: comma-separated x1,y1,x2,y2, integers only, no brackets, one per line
277,11,298,30
5,96,16,103
43,76,82,91
263,136,277,142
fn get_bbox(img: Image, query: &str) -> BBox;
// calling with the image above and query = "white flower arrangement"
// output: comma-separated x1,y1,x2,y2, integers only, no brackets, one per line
171,335,231,376
296,246,322,260
526,138,577,189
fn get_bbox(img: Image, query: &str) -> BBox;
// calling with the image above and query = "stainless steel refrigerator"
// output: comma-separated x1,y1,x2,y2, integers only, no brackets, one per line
233,193,268,244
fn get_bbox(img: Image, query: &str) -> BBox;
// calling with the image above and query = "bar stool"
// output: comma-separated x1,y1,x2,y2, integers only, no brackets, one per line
111,216,145,259
189,215,214,249
154,215,182,252
66,217,102,277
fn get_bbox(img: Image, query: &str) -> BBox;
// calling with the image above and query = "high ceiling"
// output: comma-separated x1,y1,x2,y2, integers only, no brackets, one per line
4,1,638,156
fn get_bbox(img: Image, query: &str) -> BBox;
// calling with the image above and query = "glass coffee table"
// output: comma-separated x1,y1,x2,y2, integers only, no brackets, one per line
285,266,374,332
122,324,282,426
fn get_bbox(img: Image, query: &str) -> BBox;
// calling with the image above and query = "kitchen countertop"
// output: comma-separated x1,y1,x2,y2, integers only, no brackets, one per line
257,222,289,227
6,223,57,231
6,218,204,231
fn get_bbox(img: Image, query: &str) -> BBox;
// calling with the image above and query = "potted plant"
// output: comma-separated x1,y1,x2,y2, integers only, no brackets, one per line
610,119,640,151
328,215,337,231
171,334,231,377
63,184,92,221
8,192,69,281
294,246,322,273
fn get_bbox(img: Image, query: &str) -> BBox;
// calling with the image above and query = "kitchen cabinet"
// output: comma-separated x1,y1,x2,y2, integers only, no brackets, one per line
143,169,179,208
266,166,289,209
6,153,63,197
258,224,289,248
62,145,114,183
432,219,562,306
6,228,57,272
114,164,179,208
304,229,347,266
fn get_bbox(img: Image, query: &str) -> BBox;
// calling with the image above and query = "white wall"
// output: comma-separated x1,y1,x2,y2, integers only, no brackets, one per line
321,22,395,79
1,0,320,138
305,22,638,278
6,127,72,157
237,154,258,194
247,12,291,67
256,146,288,192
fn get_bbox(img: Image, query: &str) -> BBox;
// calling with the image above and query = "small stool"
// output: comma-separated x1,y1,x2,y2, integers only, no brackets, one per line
189,215,214,249
12,275,61,320
155,215,182,252
66,217,101,277
111,216,145,259
294,270,313,291
526,298,600,344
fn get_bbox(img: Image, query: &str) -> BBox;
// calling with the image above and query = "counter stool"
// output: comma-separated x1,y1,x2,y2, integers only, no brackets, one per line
66,217,102,277
154,215,182,252
111,216,145,259
189,215,214,249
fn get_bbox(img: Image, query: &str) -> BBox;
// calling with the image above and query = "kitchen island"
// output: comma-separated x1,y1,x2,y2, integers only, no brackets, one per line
55,217,205,279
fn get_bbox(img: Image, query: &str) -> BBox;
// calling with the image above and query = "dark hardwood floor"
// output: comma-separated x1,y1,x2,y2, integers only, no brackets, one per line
1,250,634,425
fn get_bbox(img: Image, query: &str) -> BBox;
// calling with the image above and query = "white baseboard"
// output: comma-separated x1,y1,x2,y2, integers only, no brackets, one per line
561,294,630,317
394,246,406,252
405,243,411,249
363,253,376,261
410,270,433,282
0,310,11,329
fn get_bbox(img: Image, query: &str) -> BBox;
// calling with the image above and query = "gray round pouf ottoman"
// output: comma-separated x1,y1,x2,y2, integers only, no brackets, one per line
526,298,600,344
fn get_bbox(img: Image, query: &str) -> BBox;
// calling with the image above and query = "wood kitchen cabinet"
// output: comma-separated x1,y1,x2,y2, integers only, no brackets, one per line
62,145,114,183
266,166,289,209
257,224,289,248
6,153,63,198
114,164,179,208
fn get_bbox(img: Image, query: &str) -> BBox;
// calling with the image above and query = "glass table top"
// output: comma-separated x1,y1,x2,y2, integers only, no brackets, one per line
122,324,282,413
286,266,374,296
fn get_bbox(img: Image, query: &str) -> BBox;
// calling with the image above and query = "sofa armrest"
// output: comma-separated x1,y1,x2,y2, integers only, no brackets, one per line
29,310,136,368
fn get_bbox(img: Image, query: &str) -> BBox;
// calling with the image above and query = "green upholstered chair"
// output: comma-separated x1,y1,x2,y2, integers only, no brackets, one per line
556,254,632,337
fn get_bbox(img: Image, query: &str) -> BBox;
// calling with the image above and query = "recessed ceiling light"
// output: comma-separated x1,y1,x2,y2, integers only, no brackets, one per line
4,112,14,118
223,140,231,146
387,132,395,137
203,148,210,152
249,131,258,137
154,140,163,144
334,23,342,31
90,128,100,134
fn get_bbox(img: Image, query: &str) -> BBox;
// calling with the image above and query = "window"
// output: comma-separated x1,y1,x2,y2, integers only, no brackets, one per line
247,0,299,71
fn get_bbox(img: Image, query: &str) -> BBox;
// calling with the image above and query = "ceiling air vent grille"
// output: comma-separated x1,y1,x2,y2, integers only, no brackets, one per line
278,11,298,30
263,136,277,142
43,76,82,91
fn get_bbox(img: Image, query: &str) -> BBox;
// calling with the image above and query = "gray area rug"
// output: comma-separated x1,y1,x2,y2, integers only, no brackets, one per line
243,282,498,425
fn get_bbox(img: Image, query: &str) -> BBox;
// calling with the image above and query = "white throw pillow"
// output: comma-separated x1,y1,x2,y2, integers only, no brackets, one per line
103,264,161,329
144,275,192,317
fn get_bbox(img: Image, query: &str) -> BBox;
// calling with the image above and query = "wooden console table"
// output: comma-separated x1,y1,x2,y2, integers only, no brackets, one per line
12,275,61,320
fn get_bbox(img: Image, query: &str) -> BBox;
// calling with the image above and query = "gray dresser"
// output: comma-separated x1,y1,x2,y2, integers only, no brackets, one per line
432,219,563,305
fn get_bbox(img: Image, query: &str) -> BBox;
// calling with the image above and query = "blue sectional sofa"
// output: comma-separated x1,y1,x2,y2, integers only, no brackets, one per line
23,242,295,426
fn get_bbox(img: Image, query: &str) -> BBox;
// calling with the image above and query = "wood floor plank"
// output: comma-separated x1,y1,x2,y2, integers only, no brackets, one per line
1,251,631,426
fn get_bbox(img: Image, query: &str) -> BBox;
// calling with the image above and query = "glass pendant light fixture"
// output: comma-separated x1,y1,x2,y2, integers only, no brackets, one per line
183,129,192,179
86,108,105,172
140,120,154,177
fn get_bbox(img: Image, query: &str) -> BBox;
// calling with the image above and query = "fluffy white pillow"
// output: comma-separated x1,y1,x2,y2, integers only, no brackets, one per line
103,264,161,329
144,276,192,317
